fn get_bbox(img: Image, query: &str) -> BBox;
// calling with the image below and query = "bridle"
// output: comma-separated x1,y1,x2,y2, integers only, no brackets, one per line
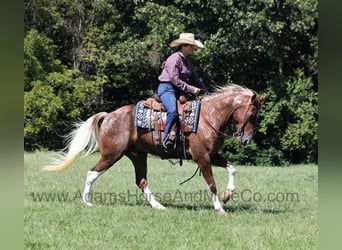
234,95,260,139
206,121,232,139
207,94,258,140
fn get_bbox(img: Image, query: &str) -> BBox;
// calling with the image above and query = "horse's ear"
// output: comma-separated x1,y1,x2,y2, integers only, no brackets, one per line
259,95,266,103
251,93,266,104
251,93,257,103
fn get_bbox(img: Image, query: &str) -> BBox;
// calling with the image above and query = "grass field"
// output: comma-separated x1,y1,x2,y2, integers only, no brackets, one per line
24,151,318,249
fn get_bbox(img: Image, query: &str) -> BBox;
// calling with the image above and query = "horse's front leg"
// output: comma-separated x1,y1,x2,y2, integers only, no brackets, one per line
222,162,236,203
210,153,236,203
197,156,226,213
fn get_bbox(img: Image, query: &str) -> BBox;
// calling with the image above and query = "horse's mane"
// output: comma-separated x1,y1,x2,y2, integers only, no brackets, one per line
203,84,254,101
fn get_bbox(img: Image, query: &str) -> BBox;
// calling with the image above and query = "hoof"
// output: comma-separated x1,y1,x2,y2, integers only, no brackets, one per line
82,198,93,207
152,203,166,210
221,191,231,204
215,208,227,214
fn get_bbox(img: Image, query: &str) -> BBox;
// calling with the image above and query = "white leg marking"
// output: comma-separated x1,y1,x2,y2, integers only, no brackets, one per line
143,185,166,210
82,170,103,206
226,164,236,194
221,164,236,204
207,185,226,213
212,193,226,213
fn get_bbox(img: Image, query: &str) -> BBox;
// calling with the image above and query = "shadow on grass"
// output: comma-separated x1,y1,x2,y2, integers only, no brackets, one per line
77,200,289,214
261,208,289,214
159,203,290,214
157,202,259,213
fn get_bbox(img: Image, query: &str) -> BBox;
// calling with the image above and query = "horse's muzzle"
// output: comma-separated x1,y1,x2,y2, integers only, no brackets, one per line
237,133,251,145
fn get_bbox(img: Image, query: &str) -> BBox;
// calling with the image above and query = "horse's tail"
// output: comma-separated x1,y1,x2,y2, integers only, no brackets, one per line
42,112,108,172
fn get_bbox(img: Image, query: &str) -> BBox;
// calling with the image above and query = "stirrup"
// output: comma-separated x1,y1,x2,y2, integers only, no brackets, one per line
163,132,176,150
163,138,175,150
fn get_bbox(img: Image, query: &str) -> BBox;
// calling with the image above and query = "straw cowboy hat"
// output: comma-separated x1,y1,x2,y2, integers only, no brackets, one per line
169,33,204,48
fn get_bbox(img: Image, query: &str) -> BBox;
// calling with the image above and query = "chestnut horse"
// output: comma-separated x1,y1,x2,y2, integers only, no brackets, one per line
42,84,264,213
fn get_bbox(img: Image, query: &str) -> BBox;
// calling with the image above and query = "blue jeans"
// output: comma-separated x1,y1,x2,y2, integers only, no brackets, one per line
157,83,180,139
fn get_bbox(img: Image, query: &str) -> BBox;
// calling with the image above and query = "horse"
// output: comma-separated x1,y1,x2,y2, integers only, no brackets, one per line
42,84,265,213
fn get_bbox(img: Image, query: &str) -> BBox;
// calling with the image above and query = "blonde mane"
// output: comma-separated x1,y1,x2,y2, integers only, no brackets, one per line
203,84,254,101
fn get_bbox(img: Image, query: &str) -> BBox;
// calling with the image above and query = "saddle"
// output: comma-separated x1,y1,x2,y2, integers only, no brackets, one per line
134,94,201,160
134,93,201,154
141,93,197,132
142,93,190,113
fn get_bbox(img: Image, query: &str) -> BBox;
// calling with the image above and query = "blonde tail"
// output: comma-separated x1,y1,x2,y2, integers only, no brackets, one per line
42,112,107,171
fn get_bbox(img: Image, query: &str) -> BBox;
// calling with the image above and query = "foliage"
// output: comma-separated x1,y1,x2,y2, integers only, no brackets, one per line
24,70,103,150
221,140,288,166
24,29,63,91
24,0,318,165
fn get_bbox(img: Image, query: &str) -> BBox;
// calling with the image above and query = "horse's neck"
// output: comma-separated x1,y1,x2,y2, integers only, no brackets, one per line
201,93,236,130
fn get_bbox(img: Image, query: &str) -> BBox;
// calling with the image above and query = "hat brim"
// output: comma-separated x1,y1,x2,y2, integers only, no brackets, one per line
170,39,204,48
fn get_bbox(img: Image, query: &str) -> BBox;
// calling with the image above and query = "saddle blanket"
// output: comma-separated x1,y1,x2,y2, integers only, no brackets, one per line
134,99,201,133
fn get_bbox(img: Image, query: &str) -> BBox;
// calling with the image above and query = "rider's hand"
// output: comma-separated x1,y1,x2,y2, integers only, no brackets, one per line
202,88,209,95
194,87,201,96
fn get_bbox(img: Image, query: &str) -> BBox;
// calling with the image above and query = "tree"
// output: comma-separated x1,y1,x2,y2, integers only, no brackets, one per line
24,29,63,91
24,0,318,165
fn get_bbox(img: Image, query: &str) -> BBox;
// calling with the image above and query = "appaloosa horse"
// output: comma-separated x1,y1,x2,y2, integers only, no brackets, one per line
42,84,265,213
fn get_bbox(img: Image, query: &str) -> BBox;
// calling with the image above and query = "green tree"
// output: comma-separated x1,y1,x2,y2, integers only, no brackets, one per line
24,0,318,165
280,70,318,163
24,29,63,90
255,69,318,164
24,69,102,150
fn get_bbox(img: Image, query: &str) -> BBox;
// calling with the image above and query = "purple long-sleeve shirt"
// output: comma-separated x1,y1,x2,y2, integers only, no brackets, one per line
158,51,206,94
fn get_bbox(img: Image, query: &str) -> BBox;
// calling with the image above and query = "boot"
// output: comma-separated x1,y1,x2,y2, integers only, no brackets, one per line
163,131,176,150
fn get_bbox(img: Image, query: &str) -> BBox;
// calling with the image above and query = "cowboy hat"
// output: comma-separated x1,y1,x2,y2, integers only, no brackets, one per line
169,33,204,48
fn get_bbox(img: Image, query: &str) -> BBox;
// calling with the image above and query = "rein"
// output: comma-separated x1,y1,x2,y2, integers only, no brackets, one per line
205,94,254,140
179,167,200,185
206,122,233,139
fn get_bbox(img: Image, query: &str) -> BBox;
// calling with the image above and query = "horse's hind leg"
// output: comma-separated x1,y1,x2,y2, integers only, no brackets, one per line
126,151,166,209
81,106,133,206
82,154,123,206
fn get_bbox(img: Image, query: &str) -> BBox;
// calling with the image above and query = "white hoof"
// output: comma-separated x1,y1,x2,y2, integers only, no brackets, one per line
215,208,227,214
83,202,93,207
152,203,166,210
82,198,93,207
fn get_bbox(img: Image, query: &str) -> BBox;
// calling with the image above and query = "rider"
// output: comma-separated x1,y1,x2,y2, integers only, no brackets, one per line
158,33,208,149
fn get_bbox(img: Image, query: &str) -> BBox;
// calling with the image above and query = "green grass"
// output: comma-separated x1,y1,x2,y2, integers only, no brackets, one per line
24,151,318,249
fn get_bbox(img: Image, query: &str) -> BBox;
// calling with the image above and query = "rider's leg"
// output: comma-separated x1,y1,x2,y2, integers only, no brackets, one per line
158,83,178,148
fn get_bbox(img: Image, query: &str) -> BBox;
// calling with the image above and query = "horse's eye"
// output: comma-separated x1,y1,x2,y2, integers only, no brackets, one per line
248,113,258,122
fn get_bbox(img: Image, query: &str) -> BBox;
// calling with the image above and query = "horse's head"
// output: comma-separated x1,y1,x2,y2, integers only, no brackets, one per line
232,92,265,145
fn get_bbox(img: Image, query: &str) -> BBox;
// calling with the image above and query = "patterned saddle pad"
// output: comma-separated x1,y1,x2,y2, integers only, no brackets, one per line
133,99,201,133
